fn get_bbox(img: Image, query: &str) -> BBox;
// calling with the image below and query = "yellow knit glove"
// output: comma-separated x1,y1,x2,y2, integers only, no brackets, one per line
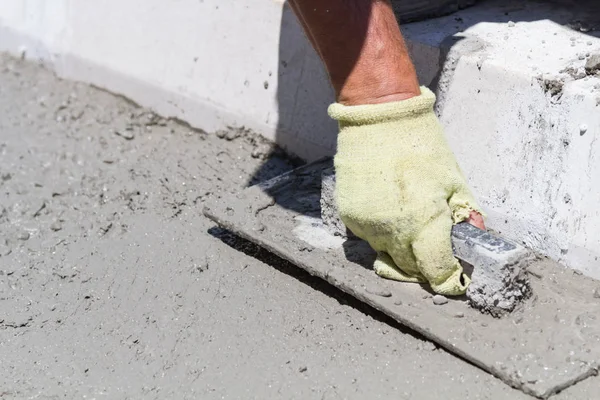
329,87,483,295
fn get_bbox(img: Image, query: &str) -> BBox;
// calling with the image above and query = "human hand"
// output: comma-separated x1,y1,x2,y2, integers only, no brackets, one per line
330,87,484,295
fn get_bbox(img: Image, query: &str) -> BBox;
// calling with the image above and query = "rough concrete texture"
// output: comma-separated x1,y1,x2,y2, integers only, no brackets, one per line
319,167,346,237
319,166,355,239
320,165,533,317
0,55,540,399
453,223,533,317
205,158,600,399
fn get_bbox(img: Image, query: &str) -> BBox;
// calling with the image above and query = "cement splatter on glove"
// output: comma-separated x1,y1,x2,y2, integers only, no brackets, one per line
329,87,483,295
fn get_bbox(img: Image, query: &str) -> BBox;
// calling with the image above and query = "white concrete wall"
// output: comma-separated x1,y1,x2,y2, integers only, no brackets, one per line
0,0,337,159
1,0,600,277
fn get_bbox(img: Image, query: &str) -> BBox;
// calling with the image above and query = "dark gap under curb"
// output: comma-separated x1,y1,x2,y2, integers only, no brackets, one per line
207,225,500,385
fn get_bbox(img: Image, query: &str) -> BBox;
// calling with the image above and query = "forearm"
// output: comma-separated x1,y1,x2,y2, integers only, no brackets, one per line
288,0,420,105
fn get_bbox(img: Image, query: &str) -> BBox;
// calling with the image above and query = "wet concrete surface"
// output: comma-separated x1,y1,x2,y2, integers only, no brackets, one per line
0,54,583,399
204,159,600,398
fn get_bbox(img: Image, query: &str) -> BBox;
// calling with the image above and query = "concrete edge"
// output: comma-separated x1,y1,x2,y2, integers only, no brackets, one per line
0,24,333,162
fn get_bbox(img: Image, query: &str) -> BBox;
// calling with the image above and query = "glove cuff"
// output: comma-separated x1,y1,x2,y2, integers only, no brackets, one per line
328,86,436,125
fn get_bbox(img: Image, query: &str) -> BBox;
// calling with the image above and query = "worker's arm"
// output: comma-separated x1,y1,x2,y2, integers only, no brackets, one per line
289,0,485,295
288,0,421,105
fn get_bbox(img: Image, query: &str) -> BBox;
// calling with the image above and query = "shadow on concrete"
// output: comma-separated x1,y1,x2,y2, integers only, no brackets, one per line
340,236,471,301
207,225,429,338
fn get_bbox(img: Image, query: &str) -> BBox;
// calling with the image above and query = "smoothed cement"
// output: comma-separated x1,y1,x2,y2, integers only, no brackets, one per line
205,159,600,399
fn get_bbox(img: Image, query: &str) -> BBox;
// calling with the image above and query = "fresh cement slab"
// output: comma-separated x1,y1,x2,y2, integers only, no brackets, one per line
204,158,600,399
0,54,533,400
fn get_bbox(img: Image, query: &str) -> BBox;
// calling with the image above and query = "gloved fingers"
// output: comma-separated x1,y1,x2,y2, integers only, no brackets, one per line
411,210,470,295
373,251,426,283
447,186,484,224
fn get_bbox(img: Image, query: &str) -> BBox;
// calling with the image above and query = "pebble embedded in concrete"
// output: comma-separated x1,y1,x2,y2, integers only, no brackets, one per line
433,295,448,305
0,241,11,256
114,130,134,140
593,287,600,299
585,54,600,75
365,286,392,298
17,231,30,241
416,341,436,351
215,130,227,139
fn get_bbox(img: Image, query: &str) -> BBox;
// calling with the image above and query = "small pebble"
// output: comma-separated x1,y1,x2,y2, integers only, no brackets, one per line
298,366,307,373
365,286,392,298
593,287,600,299
580,124,588,135
394,300,403,306
50,222,62,232
432,295,448,305
114,130,134,140
225,130,240,141
507,21,515,27
588,41,593,46
418,341,436,351
0,244,11,256
422,294,432,299
215,130,227,139
251,149,262,158
454,312,465,318
17,231,30,241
